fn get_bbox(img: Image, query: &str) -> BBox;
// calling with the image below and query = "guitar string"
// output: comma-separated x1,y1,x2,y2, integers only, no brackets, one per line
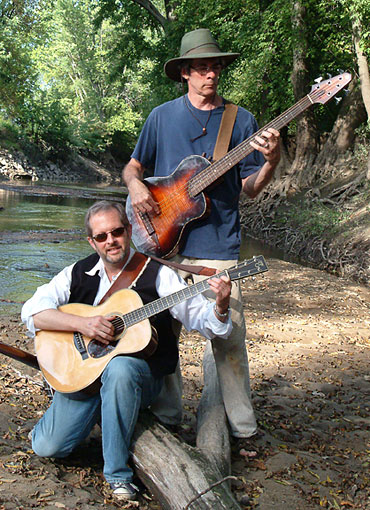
148,94,314,215
139,89,328,219
137,84,342,219
109,266,240,328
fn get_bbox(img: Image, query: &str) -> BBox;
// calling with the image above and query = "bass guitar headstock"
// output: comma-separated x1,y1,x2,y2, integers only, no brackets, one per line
308,72,352,105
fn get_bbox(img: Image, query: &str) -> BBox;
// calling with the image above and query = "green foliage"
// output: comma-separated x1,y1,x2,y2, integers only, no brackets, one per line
275,201,349,238
0,1,40,118
0,114,22,149
28,0,148,155
0,0,368,159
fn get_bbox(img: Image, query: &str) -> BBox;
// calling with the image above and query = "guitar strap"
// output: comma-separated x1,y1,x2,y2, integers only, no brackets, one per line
100,251,218,306
148,104,237,276
148,105,237,272
212,102,238,162
98,252,149,305
148,253,217,277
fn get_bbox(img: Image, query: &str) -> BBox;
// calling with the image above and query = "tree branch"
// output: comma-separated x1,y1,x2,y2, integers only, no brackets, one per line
130,0,169,31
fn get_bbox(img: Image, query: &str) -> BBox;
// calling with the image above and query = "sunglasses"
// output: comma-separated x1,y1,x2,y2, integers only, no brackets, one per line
92,226,127,243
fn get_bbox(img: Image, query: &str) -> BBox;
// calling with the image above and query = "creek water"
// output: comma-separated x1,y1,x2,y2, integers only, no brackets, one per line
0,182,291,317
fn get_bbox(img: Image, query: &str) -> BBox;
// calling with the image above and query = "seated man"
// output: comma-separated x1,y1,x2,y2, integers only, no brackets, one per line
21,200,232,502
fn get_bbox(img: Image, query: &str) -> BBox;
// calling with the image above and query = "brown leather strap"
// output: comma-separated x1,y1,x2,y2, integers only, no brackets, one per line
212,103,238,162
100,251,217,306
98,252,149,304
149,253,217,276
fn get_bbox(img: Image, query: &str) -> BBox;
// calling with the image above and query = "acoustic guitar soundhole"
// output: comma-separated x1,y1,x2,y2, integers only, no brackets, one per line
88,339,119,358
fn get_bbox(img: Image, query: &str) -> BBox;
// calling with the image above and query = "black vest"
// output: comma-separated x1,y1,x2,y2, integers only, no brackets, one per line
69,253,178,378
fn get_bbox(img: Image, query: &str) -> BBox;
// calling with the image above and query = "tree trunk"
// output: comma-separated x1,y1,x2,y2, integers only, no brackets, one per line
289,0,318,184
353,16,370,118
314,82,367,170
132,412,242,510
352,15,370,181
130,0,169,30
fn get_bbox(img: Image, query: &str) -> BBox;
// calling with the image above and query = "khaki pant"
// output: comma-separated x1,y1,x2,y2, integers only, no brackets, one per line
150,256,257,438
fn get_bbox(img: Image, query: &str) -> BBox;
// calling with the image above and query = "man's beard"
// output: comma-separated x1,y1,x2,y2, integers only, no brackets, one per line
100,244,128,266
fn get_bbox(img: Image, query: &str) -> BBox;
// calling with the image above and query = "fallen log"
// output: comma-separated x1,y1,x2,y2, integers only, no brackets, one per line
196,341,231,478
132,412,242,510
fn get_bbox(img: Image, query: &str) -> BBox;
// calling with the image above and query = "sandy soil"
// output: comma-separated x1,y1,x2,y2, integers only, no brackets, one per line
0,258,368,509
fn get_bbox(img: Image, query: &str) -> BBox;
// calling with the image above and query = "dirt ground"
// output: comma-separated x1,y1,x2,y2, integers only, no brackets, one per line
0,258,368,509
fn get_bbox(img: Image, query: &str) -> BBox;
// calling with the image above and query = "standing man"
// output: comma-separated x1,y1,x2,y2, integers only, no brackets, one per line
21,200,232,501
123,28,280,439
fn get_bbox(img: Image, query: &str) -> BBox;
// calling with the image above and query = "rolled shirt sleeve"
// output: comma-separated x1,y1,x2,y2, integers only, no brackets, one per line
21,264,74,335
155,265,232,339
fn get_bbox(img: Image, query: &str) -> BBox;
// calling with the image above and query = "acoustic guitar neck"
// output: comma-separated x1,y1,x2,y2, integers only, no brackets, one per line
0,341,40,370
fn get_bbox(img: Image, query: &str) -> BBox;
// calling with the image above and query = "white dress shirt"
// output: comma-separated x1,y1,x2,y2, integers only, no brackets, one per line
21,249,232,340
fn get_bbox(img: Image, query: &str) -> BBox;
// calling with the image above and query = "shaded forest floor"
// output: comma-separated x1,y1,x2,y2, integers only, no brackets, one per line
0,259,368,509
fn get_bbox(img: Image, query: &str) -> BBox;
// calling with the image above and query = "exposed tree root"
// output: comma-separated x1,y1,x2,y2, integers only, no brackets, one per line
240,172,369,285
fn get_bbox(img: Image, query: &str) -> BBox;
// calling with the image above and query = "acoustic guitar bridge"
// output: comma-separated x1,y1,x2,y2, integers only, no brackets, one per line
73,332,88,360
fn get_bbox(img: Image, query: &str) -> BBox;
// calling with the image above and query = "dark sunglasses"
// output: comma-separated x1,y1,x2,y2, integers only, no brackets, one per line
92,226,127,243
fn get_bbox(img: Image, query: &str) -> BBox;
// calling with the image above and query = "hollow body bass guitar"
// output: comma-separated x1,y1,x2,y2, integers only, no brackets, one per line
126,73,352,258
35,256,268,393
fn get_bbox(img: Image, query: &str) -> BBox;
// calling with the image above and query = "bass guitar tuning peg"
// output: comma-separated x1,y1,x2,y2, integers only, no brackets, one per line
343,88,349,95
314,76,323,83
335,97,342,104
327,73,332,78
337,68,344,74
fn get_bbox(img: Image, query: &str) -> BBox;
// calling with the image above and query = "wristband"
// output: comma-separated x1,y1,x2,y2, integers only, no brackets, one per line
214,304,230,318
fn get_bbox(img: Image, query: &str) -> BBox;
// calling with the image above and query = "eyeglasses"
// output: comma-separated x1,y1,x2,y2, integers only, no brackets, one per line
92,226,127,243
190,64,223,75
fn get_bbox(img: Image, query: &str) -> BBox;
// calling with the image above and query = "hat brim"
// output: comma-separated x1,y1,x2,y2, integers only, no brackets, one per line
164,52,239,82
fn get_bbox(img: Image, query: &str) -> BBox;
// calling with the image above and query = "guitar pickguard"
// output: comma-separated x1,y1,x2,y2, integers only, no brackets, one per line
87,338,118,358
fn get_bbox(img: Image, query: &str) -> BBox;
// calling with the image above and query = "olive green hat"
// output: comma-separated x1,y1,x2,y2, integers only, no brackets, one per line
164,28,240,82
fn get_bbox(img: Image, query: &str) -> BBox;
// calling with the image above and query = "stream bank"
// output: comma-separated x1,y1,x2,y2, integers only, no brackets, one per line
1,145,369,286
240,165,370,286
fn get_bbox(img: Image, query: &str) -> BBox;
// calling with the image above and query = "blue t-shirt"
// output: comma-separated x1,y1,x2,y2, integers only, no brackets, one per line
131,95,264,259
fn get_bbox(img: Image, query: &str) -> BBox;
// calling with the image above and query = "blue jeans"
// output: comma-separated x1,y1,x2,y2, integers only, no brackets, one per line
31,356,163,484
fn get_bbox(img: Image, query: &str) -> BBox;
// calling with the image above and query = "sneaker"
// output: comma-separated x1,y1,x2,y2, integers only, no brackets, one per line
110,481,138,501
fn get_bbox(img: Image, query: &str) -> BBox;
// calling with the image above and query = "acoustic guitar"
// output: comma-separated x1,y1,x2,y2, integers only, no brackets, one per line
35,255,268,393
126,72,352,258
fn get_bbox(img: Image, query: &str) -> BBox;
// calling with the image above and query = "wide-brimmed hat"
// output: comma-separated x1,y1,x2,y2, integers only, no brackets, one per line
164,28,240,82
